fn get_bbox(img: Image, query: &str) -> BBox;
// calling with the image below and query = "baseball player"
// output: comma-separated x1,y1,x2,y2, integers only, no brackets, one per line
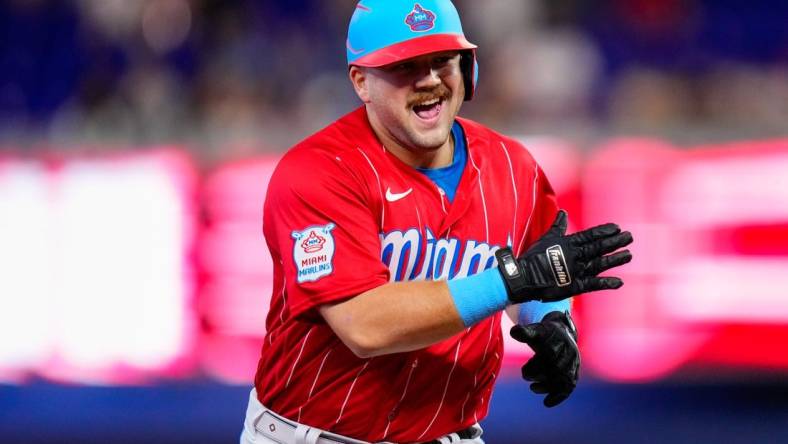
241,1,633,443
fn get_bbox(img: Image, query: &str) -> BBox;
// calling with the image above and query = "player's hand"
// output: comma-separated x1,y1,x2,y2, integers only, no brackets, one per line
511,310,579,408
495,210,632,303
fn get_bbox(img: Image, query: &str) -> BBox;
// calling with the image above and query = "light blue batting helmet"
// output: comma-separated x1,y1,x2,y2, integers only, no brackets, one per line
346,0,479,100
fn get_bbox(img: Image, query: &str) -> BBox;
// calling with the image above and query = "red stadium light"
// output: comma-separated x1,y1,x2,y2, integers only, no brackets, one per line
581,138,788,382
197,156,279,384
0,150,198,384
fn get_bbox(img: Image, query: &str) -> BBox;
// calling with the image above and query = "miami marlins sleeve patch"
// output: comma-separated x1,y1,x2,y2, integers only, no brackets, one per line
291,223,336,283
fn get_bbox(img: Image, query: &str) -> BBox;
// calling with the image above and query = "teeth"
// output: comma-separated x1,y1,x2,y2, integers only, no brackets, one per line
416,98,440,107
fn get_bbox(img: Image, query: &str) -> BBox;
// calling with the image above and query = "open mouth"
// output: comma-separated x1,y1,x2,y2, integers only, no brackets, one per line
412,98,444,123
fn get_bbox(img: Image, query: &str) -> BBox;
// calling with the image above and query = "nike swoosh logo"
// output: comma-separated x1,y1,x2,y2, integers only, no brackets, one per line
346,39,365,55
386,187,413,202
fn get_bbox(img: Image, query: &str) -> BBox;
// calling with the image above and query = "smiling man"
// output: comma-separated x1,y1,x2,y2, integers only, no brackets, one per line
241,1,633,444
353,50,465,169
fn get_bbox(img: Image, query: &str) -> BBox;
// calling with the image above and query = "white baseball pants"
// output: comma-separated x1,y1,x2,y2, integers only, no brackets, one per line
240,388,484,444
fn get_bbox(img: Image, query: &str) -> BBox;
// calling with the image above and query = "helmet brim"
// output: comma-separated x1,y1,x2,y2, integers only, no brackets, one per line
349,33,477,68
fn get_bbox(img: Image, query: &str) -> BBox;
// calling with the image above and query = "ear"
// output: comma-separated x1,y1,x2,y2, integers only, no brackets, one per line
348,65,371,103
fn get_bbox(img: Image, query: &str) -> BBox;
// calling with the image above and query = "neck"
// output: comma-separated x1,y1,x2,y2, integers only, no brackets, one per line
367,109,455,169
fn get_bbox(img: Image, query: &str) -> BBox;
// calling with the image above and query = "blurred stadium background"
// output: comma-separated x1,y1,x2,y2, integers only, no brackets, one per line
1,0,787,443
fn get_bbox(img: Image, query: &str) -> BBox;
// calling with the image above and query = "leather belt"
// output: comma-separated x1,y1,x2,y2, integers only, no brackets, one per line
256,409,370,444
256,405,475,444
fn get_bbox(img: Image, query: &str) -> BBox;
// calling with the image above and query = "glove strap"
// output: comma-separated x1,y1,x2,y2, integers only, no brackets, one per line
495,247,529,300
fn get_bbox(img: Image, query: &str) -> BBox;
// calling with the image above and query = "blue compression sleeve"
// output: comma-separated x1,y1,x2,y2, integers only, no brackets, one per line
518,298,571,325
447,268,510,327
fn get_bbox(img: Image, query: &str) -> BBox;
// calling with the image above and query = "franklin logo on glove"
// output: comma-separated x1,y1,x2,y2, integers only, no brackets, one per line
547,245,571,286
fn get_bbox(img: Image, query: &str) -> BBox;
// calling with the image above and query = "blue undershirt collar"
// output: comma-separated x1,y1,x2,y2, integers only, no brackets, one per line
416,121,467,203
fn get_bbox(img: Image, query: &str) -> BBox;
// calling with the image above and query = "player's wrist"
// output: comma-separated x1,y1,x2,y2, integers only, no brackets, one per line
447,267,510,327
518,299,571,326
495,247,539,303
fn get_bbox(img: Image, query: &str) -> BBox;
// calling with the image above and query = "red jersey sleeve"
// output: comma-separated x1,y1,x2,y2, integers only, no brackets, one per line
507,138,560,254
526,164,560,243
263,147,389,321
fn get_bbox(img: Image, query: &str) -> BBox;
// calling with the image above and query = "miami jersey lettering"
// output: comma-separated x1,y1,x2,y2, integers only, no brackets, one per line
255,107,559,443
381,228,500,282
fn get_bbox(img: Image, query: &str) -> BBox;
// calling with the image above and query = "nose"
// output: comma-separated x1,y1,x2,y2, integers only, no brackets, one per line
414,66,441,90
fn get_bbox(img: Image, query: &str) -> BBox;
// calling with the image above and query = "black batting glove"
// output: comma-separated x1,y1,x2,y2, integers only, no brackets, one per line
496,210,633,303
511,310,579,408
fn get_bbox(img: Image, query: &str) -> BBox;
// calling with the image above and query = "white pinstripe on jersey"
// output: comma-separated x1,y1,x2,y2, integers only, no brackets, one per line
297,348,333,423
415,203,423,232
500,142,519,243
335,359,371,425
464,315,497,423
437,185,448,215
468,150,489,243
517,163,540,255
381,358,419,441
460,391,471,424
357,148,385,228
278,278,287,324
270,259,288,346
285,327,314,389
416,341,463,441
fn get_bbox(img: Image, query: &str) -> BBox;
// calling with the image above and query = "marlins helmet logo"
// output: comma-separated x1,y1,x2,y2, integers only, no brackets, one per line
405,4,436,32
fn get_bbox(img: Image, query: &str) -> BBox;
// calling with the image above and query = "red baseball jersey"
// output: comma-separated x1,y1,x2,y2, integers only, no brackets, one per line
255,106,558,442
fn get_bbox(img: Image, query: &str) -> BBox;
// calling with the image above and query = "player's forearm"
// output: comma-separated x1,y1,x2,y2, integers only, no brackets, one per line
319,280,466,358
